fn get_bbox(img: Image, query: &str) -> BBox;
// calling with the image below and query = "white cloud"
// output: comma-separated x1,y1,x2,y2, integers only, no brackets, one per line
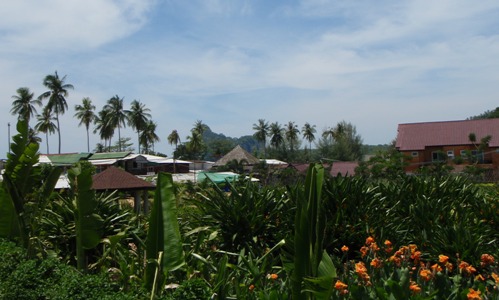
0,0,155,51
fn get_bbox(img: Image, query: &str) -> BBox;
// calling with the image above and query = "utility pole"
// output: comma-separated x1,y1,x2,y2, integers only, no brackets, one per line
7,122,10,153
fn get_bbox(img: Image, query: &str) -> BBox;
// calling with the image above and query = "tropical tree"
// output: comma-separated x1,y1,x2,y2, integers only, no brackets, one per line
269,122,284,150
93,108,114,151
127,100,151,153
186,131,204,160
192,120,207,135
252,119,270,158
302,122,316,159
34,107,57,154
38,71,74,154
285,121,300,152
167,129,181,173
103,95,129,152
140,120,159,153
74,97,96,152
10,87,41,124
320,121,363,161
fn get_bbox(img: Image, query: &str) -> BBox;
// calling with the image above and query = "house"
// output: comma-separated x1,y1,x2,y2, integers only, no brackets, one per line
288,161,359,177
395,119,499,177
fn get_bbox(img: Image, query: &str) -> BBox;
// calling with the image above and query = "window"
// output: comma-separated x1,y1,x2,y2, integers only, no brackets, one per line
411,152,419,157
447,150,454,159
432,151,445,162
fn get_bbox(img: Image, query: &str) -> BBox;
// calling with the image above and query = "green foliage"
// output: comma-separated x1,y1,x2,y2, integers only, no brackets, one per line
170,278,211,300
145,172,185,292
468,106,499,119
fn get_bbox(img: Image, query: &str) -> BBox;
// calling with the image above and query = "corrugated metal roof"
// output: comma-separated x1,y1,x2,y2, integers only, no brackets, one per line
89,152,132,160
396,119,499,151
42,153,92,166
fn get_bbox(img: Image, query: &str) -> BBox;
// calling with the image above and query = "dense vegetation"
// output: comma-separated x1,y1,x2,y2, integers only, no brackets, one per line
1,121,498,299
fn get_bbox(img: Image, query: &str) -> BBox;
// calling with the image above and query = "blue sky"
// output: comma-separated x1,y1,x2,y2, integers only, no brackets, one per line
1,0,499,158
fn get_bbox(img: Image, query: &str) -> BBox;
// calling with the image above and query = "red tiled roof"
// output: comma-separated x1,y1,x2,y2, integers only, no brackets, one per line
92,166,155,191
395,119,499,151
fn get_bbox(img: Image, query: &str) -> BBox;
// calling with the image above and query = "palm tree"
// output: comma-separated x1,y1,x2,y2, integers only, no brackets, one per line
93,109,114,151
10,87,41,124
127,100,151,153
302,122,316,158
140,120,159,154
252,119,270,158
38,71,74,154
269,122,284,150
167,129,181,173
34,107,57,154
322,122,345,142
187,131,203,160
74,97,96,152
285,121,300,152
103,95,129,152
192,120,207,135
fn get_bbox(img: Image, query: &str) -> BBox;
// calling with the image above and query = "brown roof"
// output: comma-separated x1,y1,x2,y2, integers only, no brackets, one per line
92,166,155,191
329,161,358,176
395,119,499,151
213,145,260,166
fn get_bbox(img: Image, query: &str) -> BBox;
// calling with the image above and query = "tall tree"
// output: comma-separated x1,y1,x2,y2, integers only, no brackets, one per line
302,122,316,160
252,119,270,158
38,71,74,154
34,107,57,154
285,121,300,152
186,131,204,160
103,95,129,152
93,108,114,151
192,120,207,135
127,100,151,153
10,87,41,124
140,120,160,154
269,122,284,150
74,97,96,152
167,129,181,173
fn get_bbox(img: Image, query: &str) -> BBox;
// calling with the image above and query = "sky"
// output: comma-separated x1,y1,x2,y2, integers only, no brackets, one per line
1,0,499,158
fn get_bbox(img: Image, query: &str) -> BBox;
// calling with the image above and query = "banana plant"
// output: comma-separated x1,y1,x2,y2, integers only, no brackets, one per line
67,163,104,270
145,172,185,293
0,120,61,253
289,163,337,300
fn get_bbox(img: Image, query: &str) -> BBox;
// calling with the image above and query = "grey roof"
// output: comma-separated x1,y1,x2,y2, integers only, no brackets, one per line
213,145,260,166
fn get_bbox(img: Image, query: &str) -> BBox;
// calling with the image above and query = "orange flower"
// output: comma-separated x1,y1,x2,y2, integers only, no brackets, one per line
431,263,443,273
409,244,418,254
388,255,402,267
411,251,422,261
369,242,380,252
491,272,499,283
475,274,485,281
420,269,432,281
445,262,454,272
467,288,482,300
384,240,393,253
341,245,349,252
334,280,348,291
249,284,255,292
355,261,371,282
365,236,375,246
360,246,369,258
267,273,278,280
409,281,421,294
439,255,449,264
459,261,476,275
370,258,382,269
480,254,494,267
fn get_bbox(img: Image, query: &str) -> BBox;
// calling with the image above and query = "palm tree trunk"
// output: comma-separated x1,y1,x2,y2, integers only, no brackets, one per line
118,125,121,152
46,132,50,154
137,130,140,153
86,126,90,153
56,113,61,154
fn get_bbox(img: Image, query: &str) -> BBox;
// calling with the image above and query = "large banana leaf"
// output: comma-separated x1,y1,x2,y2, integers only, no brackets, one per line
291,163,325,300
68,163,104,270
145,172,185,290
